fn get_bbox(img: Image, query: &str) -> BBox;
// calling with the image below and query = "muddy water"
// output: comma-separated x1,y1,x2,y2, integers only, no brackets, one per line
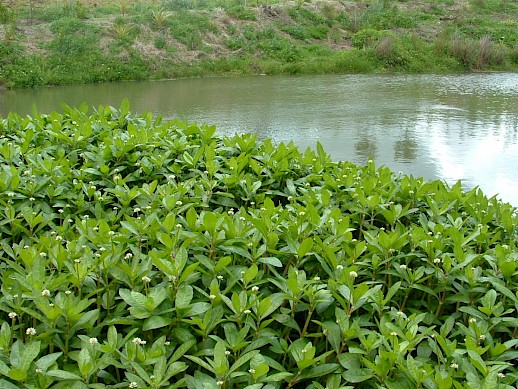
1,73,517,204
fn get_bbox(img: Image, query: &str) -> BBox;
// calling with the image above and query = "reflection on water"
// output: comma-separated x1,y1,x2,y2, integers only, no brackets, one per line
1,73,517,205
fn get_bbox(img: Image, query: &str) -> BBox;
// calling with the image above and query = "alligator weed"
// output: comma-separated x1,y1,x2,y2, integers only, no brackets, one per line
0,101,517,388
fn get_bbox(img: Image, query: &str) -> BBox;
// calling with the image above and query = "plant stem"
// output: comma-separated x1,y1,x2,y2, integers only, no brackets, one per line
286,371,301,389
300,307,314,338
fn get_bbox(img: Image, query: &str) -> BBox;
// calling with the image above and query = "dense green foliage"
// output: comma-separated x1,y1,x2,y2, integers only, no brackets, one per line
0,103,517,388
1,0,518,88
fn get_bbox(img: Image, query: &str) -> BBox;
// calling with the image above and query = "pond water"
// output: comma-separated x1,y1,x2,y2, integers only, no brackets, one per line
1,73,517,205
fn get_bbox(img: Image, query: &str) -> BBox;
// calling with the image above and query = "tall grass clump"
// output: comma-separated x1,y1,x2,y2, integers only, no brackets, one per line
0,101,517,388
449,35,506,69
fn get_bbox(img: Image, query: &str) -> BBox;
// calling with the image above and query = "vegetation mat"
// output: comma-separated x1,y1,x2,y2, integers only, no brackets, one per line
0,101,517,388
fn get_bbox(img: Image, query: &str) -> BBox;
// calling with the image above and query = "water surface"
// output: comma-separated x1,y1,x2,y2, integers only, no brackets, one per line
1,73,517,205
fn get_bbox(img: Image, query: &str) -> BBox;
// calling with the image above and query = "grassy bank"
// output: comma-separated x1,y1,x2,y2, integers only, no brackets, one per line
0,0,517,88
0,102,517,387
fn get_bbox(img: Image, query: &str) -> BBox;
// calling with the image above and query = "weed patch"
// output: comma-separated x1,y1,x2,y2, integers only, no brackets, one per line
1,102,517,388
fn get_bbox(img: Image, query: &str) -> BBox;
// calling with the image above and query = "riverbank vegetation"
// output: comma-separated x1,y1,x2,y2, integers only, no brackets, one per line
0,0,517,88
1,102,517,387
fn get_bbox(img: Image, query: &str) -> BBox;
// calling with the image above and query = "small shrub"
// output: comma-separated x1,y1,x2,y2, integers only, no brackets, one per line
109,23,136,43
449,35,505,69
150,8,172,30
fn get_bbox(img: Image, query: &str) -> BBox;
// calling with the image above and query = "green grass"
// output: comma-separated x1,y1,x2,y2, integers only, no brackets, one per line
0,101,517,388
1,0,518,88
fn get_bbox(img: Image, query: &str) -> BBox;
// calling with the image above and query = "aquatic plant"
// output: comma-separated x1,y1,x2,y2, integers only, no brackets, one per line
0,101,517,388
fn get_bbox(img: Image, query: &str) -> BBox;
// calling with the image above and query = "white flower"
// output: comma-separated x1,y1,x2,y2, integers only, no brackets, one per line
125,253,133,259
314,276,320,281
8,312,17,319
243,309,251,314
29,197,35,201
65,290,72,295
399,265,407,270
74,259,81,263
434,258,441,264
396,311,405,317
175,223,182,228
479,335,486,340
240,216,246,221
216,381,224,386
39,252,47,257
450,363,459,369
35,368,42,374
227,209,234,215
249,368,256,374
132,337,146,345
299,211,305,216
390,331,398,336
26,327,37,336
89,337,98,344
301,349,307,353
108,231,115,236
58,209,64,213
349,271,358,278
469,318,477,324
133,208,141,213
41,289,51,297
217,275,224,280
142,276,151,283
129,382,138,388
164,341,170,346
176,200,183,206
209,294,217,300
336,265,344,271
225,350,231,355
251,286,259,292
498,373,505,378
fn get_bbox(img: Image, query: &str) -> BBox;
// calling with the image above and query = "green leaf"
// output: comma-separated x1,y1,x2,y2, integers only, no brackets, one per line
143,316,173,331
0,379,21,389
176,284,194,309
297,238,314,258
47,370,83,380
258,293,285,320
170,340,196,363
77,348,93,377
243,264,258,284
213,340,228,375
258,257,283,267
7,368,27,382
36,352,62,372
342,369,373,383
300,363,340,379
